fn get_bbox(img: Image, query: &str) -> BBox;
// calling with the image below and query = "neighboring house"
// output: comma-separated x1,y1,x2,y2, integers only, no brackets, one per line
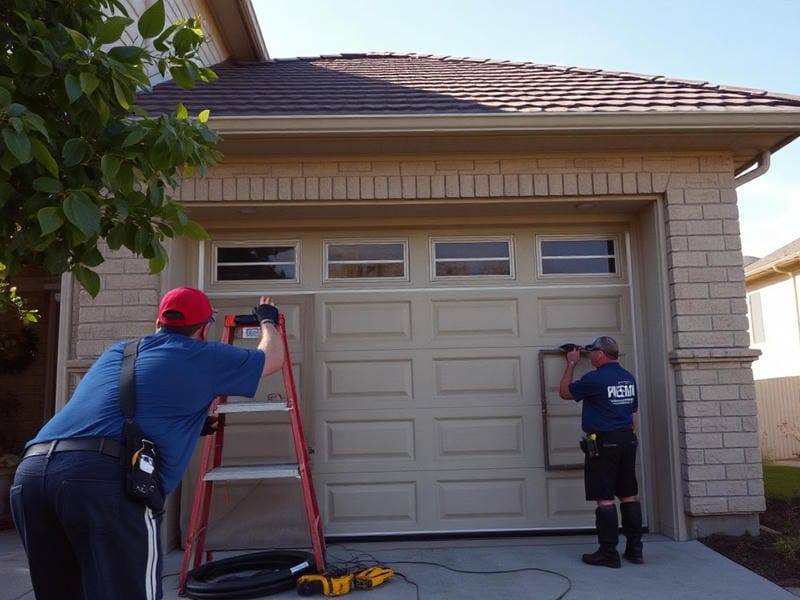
18,0,800,549
745,238,800,460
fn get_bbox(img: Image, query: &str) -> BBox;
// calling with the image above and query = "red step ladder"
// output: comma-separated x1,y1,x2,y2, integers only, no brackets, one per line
178,313,326,595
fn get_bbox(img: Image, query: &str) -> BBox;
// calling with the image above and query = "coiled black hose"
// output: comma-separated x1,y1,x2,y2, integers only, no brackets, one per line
184,550,314,599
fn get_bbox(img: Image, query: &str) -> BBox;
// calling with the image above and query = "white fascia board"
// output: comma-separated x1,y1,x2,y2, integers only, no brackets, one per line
209,112,800,137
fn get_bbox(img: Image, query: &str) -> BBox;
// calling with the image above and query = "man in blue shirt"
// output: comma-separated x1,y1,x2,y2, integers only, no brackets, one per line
11,288,285,599
559,336,643,568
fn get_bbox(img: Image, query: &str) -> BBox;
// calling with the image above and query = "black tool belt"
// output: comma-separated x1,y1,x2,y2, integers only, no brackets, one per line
23,437,124,459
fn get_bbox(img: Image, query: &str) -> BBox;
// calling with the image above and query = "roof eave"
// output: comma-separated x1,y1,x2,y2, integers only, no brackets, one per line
210,111,800,136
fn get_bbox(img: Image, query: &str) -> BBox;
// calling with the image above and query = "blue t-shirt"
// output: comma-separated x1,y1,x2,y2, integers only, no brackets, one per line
30,332,266,494
568,362,638,433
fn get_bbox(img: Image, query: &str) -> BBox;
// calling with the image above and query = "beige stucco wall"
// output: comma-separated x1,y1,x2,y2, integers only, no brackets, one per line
58,149,762,541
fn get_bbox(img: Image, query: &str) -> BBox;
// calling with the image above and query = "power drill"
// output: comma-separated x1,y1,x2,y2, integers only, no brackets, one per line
296,573,353,596
354,566,394,589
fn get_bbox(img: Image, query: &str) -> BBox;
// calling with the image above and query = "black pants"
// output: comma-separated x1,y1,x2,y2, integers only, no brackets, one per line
11,451,163,600
584,430,638,501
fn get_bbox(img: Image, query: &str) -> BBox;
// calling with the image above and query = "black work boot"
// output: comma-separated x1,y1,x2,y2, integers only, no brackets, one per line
620,501,644,564
582,506,621,568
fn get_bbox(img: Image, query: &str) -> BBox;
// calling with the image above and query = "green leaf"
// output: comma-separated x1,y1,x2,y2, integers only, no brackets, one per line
43,245,69,274
106,223,126,249
62,138,89,167
198,109,210,123
79,247,104,267
0,87,11,108
37,207,64,235
32,176,62,193
181,220,209,241
122,127,148,147
101,155,121,183
138,0,165,39
112,78,131,109
31,138,59,176
79,72,100,96
176,103,188,120
64,74,83,103
96,16,132,44
148,241,168,273
63,192,101,237
73,265,100,297
169,65,195,89
2,128,32,163
64,27,91,50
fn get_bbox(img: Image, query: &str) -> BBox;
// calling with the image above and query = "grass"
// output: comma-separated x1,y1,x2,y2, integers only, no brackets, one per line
763,464,800,501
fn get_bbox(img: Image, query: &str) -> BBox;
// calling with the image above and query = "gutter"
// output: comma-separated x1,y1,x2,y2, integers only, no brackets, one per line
209,111,800,137
734,151,770,187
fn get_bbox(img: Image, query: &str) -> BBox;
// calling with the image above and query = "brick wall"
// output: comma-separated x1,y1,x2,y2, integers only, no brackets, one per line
68,149,762,536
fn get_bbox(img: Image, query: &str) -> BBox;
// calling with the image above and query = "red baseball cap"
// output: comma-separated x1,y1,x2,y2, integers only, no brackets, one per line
157,287,214,327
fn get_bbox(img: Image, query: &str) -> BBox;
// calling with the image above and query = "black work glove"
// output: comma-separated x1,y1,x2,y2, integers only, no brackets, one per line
253,303,279,325
200,415,218,436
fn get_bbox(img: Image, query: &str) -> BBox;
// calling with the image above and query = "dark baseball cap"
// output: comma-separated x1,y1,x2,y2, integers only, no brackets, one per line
584,336,619,358
158,287,214,327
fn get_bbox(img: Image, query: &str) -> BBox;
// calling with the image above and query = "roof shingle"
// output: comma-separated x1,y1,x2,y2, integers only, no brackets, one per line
137,52,800,117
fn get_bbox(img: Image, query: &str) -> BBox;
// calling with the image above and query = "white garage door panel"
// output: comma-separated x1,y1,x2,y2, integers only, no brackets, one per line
318,469,551,534
535,291,629,341
434,355,521,396
324,300,412,343
324,356,414,403
545,477,595,523
431,298,520,337
317,405,539,473
324,418,416,462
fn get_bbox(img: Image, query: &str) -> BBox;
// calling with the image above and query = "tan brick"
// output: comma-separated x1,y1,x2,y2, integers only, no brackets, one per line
475,174,489,197
727,496,765,512
387,176,402,199
503,174,518,196
622,172,637,193
302,162,339,176
360,177,374,199
538,158,573,169
652,172,671,192
688,267,728,283
722,432,759,448
563,173,578,195
577,173,592,195
400,161,436,175
346,176,360,199
459,175,475,198
264,178,278,200
435,160,474,172
688,236,726,251
292,178,306,200
684,434,723,450
207,178,223,201
607,173,623,194
642,157,700,172
470,160,500,175
250,178,264,200
684,463,725,479
533,174,549,195
402,175,417,199
636,172,653,193
430,175,445,198
519,174,533,196
306,178,319,200
704,448,744,464
686,496,728,514
706,481,748,496
671,283,710,299
548,173,563,195
417,176,431,199
669,252,707,268
678,402,720,417
278,178,292,200
489,174,504,197
574,157,624,169
445,175,459,198
271,163,303,177
677,332,733,347
591,173,608,194
374,177,388,199
339,162,372,174
333,176,347,200
180,178,196,201
499,159,536,173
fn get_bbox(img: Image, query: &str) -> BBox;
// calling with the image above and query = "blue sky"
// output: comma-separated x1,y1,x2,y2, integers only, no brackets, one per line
252,0,800,258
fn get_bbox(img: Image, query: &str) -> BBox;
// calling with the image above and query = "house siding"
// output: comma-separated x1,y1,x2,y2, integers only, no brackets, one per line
61,148,762,540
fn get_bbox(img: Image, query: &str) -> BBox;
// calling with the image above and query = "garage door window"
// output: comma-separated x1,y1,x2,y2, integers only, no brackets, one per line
324,241,407,280
538,238,617,276
432,238,513,278
214,244,298,282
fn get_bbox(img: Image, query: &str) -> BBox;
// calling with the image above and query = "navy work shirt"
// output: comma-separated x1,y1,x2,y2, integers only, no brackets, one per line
568,362,638,433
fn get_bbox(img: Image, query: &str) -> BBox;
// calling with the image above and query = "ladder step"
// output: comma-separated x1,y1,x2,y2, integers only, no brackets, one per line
204,464,299,481
217,401,288,414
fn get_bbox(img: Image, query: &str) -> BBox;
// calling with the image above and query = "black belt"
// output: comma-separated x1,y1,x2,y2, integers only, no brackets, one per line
23,437,123,460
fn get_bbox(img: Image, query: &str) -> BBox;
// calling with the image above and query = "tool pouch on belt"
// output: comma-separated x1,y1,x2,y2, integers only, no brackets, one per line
120,341,164,512
580,434,600,458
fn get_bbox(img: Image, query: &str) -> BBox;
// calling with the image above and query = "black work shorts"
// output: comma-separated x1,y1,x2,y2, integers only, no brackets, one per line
584,430,639,501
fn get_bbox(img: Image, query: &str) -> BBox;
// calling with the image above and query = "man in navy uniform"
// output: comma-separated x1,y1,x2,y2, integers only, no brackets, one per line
559,336,643,568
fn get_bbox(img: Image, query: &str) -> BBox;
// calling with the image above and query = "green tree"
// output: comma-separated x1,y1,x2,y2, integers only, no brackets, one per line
0,0,221,309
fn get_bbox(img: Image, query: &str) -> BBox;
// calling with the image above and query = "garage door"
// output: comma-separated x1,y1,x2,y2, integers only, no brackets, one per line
187,227,637,544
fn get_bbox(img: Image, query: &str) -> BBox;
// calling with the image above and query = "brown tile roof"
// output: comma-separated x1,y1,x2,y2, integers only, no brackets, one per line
137,52,800,117
745,237,800,275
